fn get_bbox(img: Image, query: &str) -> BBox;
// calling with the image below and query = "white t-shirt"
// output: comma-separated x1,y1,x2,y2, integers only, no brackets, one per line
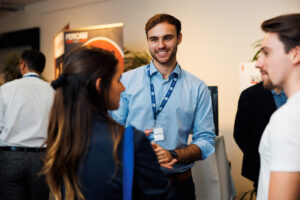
257,90,300,200
0,73,54,147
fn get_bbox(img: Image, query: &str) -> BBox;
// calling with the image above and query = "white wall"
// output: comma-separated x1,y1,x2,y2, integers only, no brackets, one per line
0,0,299,195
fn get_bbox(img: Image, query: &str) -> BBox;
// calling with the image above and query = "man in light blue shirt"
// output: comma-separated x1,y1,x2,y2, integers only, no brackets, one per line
111,14,215,200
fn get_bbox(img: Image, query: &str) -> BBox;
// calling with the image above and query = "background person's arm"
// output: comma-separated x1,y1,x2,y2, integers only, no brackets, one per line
233,89,255,155
0,89,6,133
268,171,300,200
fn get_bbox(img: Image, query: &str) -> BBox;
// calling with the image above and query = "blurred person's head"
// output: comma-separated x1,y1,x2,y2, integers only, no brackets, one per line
19,49,46,75
52,46,124,112
43,46,125,200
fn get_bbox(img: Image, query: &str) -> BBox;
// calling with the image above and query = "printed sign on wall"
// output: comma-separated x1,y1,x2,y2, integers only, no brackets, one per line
54,23,123,78
239,62,262,92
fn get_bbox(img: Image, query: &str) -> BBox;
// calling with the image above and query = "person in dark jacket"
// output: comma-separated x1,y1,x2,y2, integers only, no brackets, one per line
234,81,286,192
42,46,174,200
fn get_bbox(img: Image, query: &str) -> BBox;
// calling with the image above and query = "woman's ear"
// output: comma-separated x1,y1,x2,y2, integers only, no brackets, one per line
95,78,101,93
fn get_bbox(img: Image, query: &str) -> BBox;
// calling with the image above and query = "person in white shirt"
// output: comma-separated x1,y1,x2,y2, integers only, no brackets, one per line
0,50,54,200
255,13,300,200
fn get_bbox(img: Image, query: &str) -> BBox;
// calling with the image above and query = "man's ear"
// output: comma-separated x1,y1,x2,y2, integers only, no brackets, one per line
95,78,101,93
177,33,182,45
19,60,26,73
291,46,300,65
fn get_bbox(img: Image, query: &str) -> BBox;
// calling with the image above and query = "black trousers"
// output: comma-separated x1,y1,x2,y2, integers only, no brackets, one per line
172,176,196,200
0,151,49,200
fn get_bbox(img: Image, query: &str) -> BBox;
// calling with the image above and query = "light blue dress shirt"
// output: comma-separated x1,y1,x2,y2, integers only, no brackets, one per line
111,62,215,174
271,89,287,109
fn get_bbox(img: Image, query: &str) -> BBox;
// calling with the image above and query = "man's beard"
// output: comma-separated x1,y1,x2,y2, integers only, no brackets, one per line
262,77,276,90
150,47,177,66
260,70,276,90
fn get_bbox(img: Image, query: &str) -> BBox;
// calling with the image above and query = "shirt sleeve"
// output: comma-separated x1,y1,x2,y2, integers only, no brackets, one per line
191,84,216,160
110,83,129,126
233,90,255,155
0,88,5,133
268,112,300,171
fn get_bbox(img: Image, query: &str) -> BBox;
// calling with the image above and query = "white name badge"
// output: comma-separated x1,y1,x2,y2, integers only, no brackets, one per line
153,127,164,141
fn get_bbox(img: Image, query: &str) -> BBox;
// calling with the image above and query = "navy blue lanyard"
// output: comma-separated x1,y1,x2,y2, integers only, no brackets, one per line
147,65,178,121
23,74,39,78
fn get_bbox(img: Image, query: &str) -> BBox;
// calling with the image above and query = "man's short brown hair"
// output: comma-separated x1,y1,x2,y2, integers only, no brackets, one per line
262,13,300,53
21,49,46,74
145,14,181,37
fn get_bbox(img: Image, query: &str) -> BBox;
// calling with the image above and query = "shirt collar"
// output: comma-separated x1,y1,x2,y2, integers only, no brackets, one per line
23,72,39,78
271,89,285,96
147,61,182,78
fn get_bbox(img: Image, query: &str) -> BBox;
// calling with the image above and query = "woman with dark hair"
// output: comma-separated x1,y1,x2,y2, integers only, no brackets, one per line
42,46,173,200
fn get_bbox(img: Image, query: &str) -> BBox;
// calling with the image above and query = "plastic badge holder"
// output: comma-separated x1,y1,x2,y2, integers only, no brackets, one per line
144,129,154,142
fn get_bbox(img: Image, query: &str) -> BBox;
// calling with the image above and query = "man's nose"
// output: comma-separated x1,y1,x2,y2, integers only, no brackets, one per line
255,55,263,69
158,39,166,49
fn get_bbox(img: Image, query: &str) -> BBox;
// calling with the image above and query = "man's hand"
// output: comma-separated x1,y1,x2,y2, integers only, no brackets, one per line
151,143,177,169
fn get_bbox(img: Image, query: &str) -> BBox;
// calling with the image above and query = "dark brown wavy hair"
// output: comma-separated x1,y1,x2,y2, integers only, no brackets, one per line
42,46,124,200
262,13,300,53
